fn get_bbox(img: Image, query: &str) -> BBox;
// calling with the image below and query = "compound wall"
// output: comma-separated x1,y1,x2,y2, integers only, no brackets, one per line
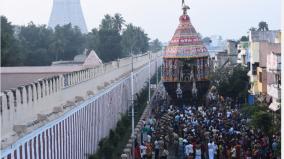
1,53,162,159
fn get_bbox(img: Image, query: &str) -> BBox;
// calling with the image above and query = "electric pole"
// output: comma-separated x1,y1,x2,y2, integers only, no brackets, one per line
131,51,135,158
148,52,151,103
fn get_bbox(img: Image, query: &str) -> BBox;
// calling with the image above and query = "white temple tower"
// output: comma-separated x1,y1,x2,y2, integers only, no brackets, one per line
48,0,88,33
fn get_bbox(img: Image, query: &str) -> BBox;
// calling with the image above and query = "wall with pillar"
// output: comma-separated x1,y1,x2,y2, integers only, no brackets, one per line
1,52,162,159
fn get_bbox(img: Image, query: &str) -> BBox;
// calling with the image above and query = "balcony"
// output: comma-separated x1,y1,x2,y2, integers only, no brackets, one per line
267,84,281,100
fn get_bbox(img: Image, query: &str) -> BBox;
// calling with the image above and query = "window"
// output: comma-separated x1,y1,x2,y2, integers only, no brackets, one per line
259,72,262,82
247,62,251,70
252,63,259,75
275,74,281,87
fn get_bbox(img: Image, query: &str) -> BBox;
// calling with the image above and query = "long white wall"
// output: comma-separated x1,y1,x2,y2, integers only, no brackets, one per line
1,52,162,153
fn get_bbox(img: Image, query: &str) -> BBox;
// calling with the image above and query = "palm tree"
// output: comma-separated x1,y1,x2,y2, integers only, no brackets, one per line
113,13,125,33
258,21,269,31
100,14,113,30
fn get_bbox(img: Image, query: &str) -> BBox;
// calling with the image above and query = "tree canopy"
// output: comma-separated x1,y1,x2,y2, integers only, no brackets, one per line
1,16,23,66
1,14,160,66
121,24,149,56
258,21,269,31
17,22,54,65
240,36,249,42
202,37,212,45
113,13,125,33
210,65,249,99
248,21,269,32
149,39,163,53
252,111,273,135
1,16,87,66
98,28,122,62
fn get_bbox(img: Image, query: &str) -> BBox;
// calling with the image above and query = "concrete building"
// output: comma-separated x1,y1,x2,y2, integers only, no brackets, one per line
214,51,228,69
0,52,162,158
249,30,281,43
237,41,249,66
267,51,281,111
247,30,281,104
48,0,88,33
213,40,238,69
226,40,238,65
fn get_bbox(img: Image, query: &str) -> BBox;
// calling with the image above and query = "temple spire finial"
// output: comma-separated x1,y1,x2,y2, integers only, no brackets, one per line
182,0,190,15
182,0,185,6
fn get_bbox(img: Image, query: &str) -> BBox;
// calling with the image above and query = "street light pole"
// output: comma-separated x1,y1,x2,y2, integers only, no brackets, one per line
148,52,151,104
156,54,158,86
131,51,135,158
161,60,163,82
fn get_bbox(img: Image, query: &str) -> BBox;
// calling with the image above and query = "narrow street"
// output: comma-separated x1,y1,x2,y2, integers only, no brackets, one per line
1,0,282,159
136,85,280,159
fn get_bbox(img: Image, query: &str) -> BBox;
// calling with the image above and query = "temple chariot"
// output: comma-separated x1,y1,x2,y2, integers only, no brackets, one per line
162,2,210,104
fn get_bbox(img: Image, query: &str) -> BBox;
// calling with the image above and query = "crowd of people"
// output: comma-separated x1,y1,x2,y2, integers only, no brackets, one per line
133,88,280,159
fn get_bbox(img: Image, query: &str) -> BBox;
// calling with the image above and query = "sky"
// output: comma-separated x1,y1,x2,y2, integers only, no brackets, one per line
0,0,282,42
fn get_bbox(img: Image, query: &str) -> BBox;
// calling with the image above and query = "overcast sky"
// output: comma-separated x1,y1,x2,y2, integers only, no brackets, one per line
0,0,282,42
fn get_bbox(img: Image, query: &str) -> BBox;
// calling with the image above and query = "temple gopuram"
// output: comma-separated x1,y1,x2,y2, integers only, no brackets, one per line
162,2,210,104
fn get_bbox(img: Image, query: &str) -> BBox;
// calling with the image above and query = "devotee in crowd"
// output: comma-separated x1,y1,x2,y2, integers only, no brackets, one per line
140,142,147,159
130,86,280,159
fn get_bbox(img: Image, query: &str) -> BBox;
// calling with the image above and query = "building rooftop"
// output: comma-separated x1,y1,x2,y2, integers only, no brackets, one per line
249,30,281,43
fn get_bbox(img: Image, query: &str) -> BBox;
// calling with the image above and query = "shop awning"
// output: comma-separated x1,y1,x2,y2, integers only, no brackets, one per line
268,102,280,112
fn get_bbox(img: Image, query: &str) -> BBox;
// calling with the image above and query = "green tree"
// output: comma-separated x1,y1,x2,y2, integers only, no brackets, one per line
121,24,137,55
100,14,114,31
252,111,273,135
258,21,269,31
17,22,54,65
49,38,64,61
98,29,122,62
85,28,99,52
121,24,149,56
211,65,249,100
97,15,123,62
15,22,86,65
240,36,249,41
2,14,152,66
112,13,125,33
240,104,266,117
134,26,149,54
1,16,23,66
53,24,86,60
149,39,163,53
202,37,212,45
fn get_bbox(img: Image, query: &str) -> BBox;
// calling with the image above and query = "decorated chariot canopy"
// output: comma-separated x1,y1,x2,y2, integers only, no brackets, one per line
164,2,209,59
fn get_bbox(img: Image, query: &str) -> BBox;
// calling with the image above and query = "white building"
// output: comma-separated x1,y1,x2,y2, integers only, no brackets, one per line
237,41,249,66
213,40,238,69
247,30,281,96
267,51,281,111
